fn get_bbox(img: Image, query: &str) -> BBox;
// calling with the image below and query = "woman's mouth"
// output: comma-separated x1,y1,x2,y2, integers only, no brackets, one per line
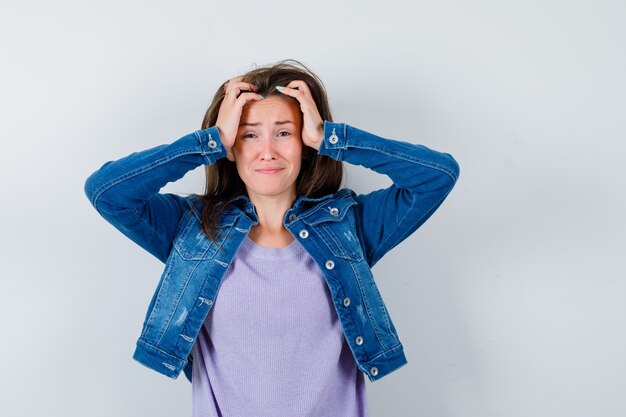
255,168,283,174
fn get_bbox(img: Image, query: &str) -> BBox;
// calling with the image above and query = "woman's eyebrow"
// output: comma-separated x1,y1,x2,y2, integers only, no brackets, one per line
239,120,295,127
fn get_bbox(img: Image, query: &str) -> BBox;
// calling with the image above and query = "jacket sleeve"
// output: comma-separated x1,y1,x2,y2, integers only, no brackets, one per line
83,127,227,263
318,121,460,268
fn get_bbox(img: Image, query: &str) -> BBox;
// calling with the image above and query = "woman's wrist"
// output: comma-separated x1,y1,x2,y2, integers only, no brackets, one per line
311,121,324,150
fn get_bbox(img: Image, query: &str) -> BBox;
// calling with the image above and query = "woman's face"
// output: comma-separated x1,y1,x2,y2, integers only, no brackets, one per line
233,95,303,202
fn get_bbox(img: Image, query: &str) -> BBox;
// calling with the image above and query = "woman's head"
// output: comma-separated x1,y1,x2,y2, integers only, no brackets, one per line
230,95,304,203
199,59,343,239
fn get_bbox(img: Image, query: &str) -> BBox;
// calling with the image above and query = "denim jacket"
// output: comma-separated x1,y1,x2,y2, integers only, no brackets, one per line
84,121,460,383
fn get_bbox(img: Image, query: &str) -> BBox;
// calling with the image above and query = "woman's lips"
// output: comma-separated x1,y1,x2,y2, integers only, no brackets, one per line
255,168,283,174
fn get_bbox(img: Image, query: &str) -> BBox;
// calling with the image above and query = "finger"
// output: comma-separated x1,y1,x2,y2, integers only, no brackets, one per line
236,89,262,99
285,80,312,97
225,83,257,96
285,80,307,90
231,81,257,92
235,91,264,106
225,76,244,84
223,76,244,91
276,86,318,117
224,81,257,99
275,85,305,101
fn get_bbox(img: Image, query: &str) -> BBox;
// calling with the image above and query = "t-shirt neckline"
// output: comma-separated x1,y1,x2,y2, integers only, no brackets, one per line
241,235,305,259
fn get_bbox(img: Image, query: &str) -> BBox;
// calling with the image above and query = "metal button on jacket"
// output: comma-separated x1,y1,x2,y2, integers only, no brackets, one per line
207,139,217,148
355,336,364,345
329,207,340,216
299,229,309,239
325,260,335,270
370,367,378,376
343,297,351,307
329,133,339,144
288,213,296,221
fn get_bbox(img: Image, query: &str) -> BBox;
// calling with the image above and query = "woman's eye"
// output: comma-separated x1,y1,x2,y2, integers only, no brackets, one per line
242,133,256,139
278,131,290,137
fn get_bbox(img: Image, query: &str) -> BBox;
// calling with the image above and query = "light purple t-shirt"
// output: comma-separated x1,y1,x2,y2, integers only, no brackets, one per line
191,236,368,417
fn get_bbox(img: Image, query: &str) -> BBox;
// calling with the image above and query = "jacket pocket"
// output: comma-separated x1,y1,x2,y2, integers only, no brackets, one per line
173,213,237,260
302,199,364,261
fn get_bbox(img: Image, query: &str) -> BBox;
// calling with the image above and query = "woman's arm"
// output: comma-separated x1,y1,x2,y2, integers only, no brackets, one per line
83,127,227,262
318,121,460,267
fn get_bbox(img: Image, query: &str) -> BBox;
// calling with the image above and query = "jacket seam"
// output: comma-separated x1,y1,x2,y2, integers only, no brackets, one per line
350,260,388,350
364,343,403,363
89,148,203,209
369,190,417,266
155,258,200,347
138,338,185,362
343,143,458,183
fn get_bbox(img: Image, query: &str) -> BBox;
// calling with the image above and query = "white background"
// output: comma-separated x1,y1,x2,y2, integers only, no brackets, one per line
1,0,625,416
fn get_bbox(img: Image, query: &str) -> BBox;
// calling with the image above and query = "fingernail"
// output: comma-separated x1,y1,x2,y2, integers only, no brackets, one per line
258,94,264,99
275,86,284,91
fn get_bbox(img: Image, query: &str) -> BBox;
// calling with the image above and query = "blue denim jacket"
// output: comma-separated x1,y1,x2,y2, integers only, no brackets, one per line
84,121,460,383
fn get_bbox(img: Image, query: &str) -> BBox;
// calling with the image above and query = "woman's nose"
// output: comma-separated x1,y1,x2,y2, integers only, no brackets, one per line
260,137,276,160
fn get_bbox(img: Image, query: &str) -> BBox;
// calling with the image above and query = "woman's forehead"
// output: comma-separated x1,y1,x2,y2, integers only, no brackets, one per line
240,96,301,125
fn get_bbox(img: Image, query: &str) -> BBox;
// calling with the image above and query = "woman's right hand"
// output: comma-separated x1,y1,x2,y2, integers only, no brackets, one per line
215,77,263,161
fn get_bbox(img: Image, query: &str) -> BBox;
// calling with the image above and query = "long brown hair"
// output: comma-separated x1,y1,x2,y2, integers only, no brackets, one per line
199,59,343,240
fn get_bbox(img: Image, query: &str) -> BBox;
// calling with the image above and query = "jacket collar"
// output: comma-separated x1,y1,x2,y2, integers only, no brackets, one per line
192,189,355,224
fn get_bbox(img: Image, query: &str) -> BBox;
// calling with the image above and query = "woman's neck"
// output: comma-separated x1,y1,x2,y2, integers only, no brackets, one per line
247,191,296,248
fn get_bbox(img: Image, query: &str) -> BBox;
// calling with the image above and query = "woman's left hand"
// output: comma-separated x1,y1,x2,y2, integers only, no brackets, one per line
276,80,324,150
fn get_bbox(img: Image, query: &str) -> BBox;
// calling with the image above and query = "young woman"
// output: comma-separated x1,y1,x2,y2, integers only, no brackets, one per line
84,60,460,416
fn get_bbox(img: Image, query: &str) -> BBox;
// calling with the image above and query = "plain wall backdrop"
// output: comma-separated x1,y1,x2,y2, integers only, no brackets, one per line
1,0,625,416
